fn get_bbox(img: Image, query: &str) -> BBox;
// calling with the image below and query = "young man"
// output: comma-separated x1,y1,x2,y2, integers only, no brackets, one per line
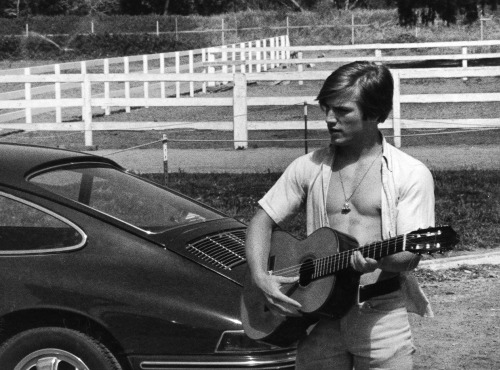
245,61,435,369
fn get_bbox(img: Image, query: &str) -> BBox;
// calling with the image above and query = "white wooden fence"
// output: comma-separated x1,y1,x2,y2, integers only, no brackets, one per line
0,35,290,123
204,39,500,71
0,38,499,149
0,66,498,149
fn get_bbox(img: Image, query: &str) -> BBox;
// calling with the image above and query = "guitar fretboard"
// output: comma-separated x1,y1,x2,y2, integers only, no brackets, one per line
309,235,407,280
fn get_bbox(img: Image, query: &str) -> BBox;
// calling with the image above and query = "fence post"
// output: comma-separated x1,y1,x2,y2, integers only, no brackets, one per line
304,102,308,154
207,48,215,87
285,34,291,59
462,46,468,81
26,23,29,37
124,57,130,113
375,49,382,64
270,37,275,69
221,46,228,84
221,18,225,45
103,59,110,115
262,39,268,71
351,14,355,45
189,50,195,95
82,74,93,147
157,20,160,36
280,36,286,62
81,61,87,119
256,40,261,73
240,42,246,73
143,55,149,108
392,70,401,148
231,44,236,74
163,134,168,185
248,42,253,73
160,53,166,99
233,73,248,149
298,52,303,85
202,48,207,93
24,68,32,124
175,51,181,97
54,64,62,122
175,17,178,41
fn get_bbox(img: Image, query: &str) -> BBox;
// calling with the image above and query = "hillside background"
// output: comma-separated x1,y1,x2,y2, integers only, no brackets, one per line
0,0,499,60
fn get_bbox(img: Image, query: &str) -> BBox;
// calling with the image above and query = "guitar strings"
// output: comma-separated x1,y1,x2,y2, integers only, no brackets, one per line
270,234,442,277
271,235,409,277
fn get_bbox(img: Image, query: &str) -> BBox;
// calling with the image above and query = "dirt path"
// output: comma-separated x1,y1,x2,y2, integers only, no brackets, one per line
412,265,500,370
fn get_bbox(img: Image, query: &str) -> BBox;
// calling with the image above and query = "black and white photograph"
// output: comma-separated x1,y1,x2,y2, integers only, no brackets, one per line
0,1,498,369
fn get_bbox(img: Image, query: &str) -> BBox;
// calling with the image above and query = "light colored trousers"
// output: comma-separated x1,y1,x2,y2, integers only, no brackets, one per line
295,290,415,370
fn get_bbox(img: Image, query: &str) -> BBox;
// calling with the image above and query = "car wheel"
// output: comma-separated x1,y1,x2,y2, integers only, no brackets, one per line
0,327,122,370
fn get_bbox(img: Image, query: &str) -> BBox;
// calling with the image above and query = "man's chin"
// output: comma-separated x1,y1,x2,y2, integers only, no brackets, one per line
330,137,349,146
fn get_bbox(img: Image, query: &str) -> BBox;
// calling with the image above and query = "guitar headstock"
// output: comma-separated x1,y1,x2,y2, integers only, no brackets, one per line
406,225,459,254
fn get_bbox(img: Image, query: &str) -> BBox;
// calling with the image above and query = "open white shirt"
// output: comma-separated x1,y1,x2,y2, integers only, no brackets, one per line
259,137,435,317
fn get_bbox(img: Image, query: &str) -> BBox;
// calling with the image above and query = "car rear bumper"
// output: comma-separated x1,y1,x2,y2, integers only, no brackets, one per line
128,351,296,369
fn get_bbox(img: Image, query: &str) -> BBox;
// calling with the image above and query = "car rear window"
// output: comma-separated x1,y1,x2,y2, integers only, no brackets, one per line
0,193,85,254
28,164,224,233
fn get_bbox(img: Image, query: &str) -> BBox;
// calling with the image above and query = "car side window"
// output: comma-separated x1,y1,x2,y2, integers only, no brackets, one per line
0,193,86,254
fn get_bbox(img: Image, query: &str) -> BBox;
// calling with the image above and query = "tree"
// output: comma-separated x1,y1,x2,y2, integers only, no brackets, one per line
397,0,491,26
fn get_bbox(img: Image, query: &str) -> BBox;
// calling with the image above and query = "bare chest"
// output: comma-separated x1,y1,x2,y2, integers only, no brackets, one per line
326,162,382,245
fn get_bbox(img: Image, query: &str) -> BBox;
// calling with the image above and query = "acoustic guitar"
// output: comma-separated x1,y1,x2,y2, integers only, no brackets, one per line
241,226,459,347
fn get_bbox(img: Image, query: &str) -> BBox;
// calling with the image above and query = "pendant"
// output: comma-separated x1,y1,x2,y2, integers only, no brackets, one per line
341,202,351,214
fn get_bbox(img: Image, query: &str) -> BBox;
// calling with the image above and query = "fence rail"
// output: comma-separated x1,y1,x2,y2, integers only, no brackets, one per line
1,66,499,149
1,38,499,149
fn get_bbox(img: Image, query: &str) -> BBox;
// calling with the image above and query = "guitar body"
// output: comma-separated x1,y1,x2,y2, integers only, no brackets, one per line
241,225,459,347
241,227,360,347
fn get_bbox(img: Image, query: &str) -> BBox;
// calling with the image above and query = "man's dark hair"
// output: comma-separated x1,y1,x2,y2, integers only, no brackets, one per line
316,61,394,123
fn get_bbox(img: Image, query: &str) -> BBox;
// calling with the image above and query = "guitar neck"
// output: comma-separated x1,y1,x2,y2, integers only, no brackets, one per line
313,234,407,280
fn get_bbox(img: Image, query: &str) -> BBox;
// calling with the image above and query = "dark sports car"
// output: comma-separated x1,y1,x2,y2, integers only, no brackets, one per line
0,143,295,370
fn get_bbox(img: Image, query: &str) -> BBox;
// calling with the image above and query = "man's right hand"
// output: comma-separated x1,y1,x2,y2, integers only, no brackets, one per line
254,273,302,316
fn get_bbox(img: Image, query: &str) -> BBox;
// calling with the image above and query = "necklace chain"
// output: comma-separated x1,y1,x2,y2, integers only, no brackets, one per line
338,152,382,214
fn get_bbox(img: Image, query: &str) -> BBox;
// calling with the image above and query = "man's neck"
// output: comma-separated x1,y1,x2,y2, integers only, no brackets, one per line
335,132,383,162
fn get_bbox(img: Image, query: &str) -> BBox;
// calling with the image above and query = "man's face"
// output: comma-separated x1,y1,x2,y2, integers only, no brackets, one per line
321,96,375,147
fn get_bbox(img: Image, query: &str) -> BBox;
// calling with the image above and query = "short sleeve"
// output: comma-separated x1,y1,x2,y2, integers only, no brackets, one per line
396,164,435,235
258,156,308,227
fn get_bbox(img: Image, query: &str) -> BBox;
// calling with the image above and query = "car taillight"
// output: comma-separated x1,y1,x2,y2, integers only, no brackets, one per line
215,330,283,353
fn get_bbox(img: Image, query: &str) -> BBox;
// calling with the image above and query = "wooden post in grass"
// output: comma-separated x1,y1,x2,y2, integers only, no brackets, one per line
233,73,248,149
82,73,93,147
298,52,303,85
351,14,355,45
104,59,110,115
304,102,308,154
221,18,225,45
163,134,169,185
175,17,178,41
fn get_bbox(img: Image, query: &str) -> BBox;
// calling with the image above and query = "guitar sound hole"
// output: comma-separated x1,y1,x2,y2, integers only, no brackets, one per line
299,259,314,287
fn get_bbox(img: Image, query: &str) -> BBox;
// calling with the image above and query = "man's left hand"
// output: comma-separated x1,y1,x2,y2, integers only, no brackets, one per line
350,251,379,273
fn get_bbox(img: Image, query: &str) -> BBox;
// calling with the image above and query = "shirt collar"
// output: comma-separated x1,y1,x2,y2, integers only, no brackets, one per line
381,133,393,172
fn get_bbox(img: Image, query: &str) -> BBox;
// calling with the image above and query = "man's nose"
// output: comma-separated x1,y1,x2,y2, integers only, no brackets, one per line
326,110,337,124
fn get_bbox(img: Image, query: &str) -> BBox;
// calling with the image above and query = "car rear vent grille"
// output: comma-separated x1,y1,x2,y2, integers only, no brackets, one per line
186,229,247,270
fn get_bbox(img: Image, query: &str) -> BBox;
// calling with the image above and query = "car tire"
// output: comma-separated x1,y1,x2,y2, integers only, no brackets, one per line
0,327,122,370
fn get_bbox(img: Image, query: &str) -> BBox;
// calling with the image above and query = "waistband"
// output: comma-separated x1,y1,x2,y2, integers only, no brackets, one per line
358,275,400,303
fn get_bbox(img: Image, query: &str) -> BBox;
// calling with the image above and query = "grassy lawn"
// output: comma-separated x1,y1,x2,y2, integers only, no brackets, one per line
142,170,499,253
